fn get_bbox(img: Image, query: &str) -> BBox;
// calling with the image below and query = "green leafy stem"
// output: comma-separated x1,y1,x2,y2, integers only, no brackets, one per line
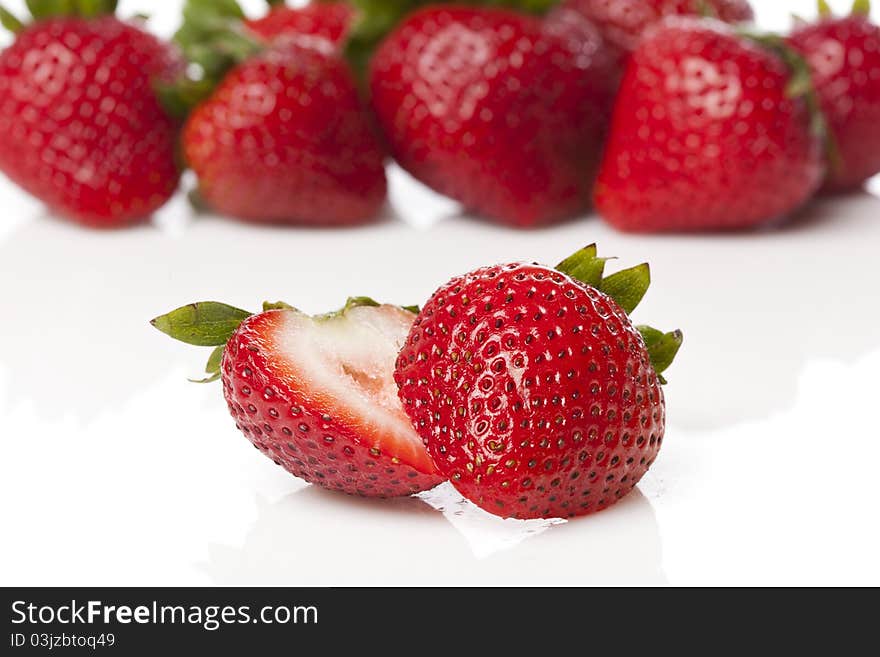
164,0,563,115
0,0,118,32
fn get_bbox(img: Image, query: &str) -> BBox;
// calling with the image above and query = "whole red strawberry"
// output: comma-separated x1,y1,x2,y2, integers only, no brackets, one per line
244,1,355,47
369,6,615,228
395,246,682,519
552,0,753,68
152,299,442,498
0,3,182,228
173,0,386,225
788,1,880,192
183,42,387,225
595,18,825,232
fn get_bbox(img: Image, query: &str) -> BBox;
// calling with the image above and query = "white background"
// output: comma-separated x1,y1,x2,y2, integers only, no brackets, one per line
1,1,879,586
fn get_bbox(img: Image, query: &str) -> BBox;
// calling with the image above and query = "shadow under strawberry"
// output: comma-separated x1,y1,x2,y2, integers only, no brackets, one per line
200,483,664,585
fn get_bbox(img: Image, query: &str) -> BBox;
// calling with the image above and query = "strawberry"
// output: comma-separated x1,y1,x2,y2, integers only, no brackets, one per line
395,246,682,519
368,6,615,228
152,298,442,498
182,42,387,225
244,1,356,48
788,0,880,192
594,18,825,232
0,1,182,228
330,1,563,81
171,0,387,225
552,0,754,69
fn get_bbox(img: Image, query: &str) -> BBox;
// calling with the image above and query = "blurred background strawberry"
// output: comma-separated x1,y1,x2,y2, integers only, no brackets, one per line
0,0,182,228
168,0,388,226
789,0,880,191
0,0,878,232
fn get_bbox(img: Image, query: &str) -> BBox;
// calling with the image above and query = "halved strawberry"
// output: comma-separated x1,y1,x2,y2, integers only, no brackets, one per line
152,299,442,497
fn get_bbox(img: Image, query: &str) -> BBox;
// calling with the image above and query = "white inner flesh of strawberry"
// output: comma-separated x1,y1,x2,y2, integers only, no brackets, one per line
272,306,429,468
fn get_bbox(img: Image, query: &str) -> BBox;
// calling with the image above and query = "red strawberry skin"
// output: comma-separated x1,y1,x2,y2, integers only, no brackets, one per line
369,6,615,228
0,17,182,227
223,310,442,498
556,0,753,67
395,264,665,519
789,14,880,192
183,40,387,226
244,1,355,47
595,18,824,232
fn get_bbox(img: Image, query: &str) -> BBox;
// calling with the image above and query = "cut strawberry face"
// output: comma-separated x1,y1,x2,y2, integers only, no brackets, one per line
259,305,435,473
153,299,442,498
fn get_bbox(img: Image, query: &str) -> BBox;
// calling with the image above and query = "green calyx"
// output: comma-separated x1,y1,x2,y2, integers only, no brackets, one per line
557,244,651,314
557,245,683,384
151,301,252,384
162,0,264,118
163,0,563,111
0,7,24,32
151,302,253,348
315,295,420,320
741,32,817,102
810,0,872,34
850,0,871,16
151,297,418,384
638,328,684,386
0,0,117,33
818,0,871,17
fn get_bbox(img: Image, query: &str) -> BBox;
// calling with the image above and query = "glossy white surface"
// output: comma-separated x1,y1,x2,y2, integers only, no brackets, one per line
1,1,879,587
